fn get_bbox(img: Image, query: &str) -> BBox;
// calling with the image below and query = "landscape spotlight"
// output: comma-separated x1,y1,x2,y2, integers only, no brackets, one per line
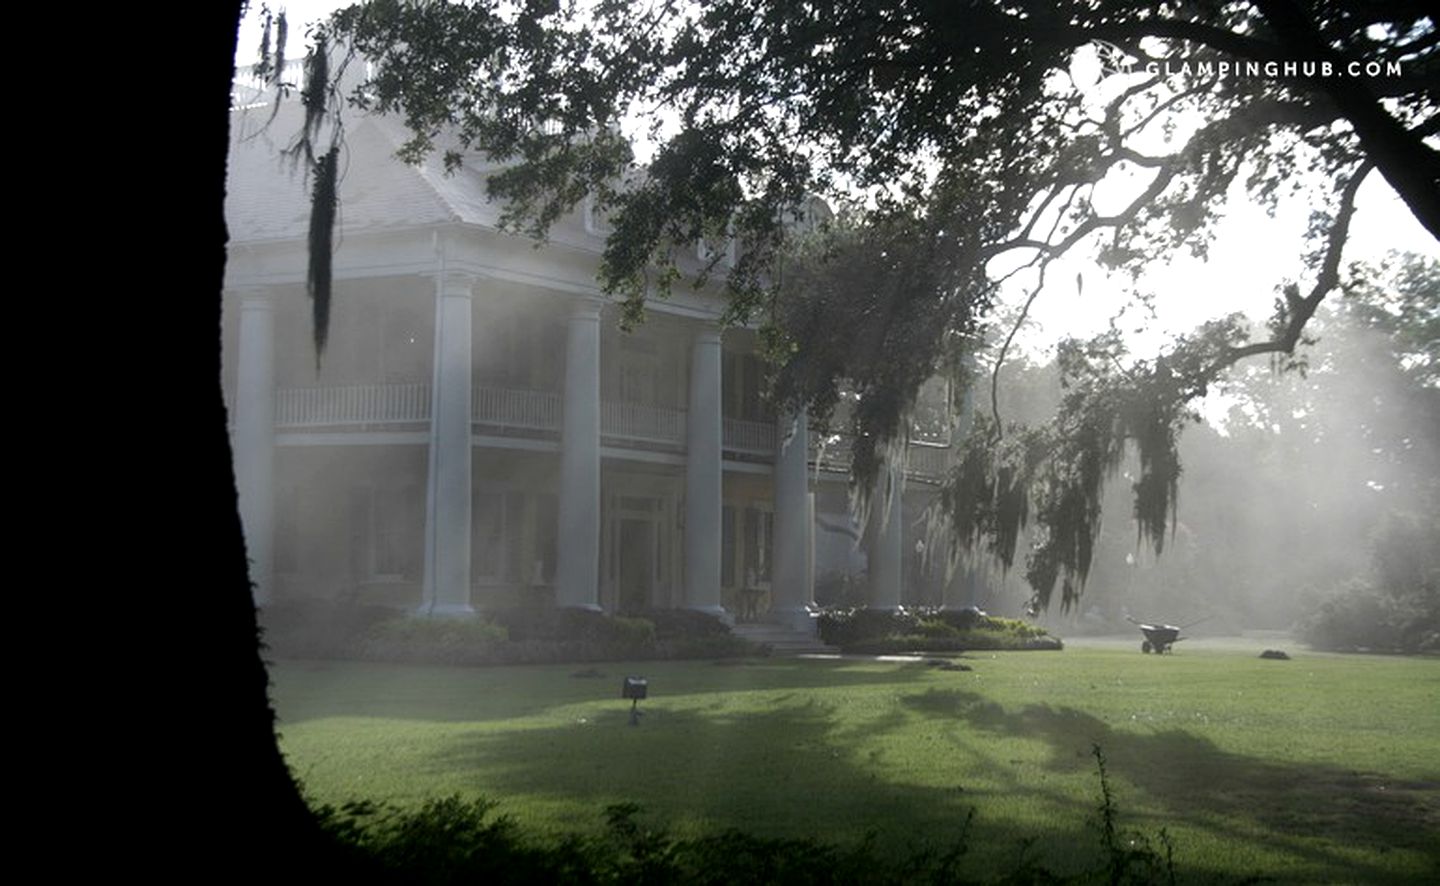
622,676,647,726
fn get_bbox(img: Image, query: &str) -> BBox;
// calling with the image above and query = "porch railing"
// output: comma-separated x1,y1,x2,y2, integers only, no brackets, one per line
810,434,952,483
275,383,431,427
723,418,776,455
474,386,561,433
906,442,951,482
601,401,686,446
269,385,958,479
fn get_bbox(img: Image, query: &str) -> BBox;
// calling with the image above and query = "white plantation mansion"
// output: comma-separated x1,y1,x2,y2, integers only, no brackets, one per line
222,84,966,631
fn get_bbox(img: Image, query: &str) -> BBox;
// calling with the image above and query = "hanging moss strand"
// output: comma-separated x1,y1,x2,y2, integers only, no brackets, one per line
308,146,339,369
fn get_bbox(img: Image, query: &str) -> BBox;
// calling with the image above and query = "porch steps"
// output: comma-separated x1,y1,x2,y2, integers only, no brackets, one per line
730,621,839,656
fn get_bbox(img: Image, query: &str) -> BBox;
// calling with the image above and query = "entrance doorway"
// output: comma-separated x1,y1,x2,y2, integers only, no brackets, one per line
617,517,657,611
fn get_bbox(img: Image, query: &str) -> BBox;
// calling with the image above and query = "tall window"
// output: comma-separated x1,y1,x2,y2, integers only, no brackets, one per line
744,506,774,583
721,504,736,587
473,489,527,582
349,485,420,580
533,493,558,584
372,487,410,576
474,492,506,581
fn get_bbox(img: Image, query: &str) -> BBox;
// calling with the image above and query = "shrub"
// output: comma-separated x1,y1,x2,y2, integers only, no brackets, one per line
312,746,1190,884
623,607,733,640
914,617,961,639
816,607,920,647
489,607,653,648
262,601,762,666
258,598,401,659
1298,579,1439,654
817,606,1060,653
1299,512,1440,655
356,616,510,665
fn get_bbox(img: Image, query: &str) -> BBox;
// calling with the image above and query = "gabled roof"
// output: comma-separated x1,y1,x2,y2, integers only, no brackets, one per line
225,101,506,243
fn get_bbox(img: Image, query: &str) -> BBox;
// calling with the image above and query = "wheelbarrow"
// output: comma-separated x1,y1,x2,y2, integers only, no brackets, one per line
1126,615,1210,654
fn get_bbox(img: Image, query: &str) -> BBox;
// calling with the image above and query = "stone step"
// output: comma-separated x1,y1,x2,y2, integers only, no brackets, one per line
730,621,839,655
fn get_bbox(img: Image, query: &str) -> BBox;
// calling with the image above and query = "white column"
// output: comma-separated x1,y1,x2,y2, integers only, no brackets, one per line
234,289,275,605
423,273,475,615
869,456,905,611
684,325,727,618
770,409,815,631
556,298,602,610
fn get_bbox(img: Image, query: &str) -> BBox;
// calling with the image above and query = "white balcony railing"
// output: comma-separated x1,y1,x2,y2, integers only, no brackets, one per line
601,401,686,446
810,434,952,483
275,383,431,427
268,384,961,478
723,418,776,454
474,386,561,433
906,443,951,481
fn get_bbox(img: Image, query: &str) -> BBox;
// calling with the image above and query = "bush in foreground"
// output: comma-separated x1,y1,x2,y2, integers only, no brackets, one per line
311,747,1181,884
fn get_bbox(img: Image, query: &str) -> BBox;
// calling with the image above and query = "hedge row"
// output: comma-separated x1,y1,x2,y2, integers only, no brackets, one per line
259,601,761,665
817,607,1061,652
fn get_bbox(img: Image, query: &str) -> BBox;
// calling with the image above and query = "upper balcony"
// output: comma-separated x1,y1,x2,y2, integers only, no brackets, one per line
270,381,951,482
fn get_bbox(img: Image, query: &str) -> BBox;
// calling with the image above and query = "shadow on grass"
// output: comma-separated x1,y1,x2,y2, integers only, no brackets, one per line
902,688,1440,878
417,696,1104,875
273,657,961,725
277,658,1436,881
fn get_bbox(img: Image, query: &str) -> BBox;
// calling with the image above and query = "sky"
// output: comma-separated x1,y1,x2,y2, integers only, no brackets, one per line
995,170,1435,361
232,3,1438,366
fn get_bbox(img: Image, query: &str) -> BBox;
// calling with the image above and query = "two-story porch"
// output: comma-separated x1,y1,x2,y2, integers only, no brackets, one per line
223,100,967,626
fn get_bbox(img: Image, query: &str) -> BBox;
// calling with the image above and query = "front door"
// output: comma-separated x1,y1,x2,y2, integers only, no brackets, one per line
617,517,657,612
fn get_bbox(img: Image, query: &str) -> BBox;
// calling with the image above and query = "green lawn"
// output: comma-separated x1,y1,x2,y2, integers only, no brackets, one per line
270,638,1440,883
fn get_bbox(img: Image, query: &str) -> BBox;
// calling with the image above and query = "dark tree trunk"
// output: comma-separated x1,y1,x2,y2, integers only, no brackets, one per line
163,2,356,875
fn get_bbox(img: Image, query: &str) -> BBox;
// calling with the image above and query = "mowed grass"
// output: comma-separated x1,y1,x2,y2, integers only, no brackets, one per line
270,638,1440,883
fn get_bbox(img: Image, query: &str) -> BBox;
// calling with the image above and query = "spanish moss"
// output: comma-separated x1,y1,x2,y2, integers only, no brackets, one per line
930,336,1200,613
273,9,288,87
301,32,330,154
257,8,271,81
307,145,339,367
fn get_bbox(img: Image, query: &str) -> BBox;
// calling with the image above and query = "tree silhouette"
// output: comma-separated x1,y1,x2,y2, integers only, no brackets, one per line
171,2,347,871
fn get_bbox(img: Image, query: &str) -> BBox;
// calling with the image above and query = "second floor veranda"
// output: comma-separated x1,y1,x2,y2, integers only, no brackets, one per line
265,379,954,482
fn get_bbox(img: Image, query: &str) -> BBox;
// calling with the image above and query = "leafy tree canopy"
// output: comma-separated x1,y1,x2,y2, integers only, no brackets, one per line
257,0,1438,610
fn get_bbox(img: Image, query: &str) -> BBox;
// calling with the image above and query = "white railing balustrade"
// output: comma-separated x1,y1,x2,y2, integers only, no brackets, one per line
473,387,562,432
275,383,431,427
723,418,776,454
906,443,951,481
808,434,952,483
601,401,686,446
268,384,962,478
